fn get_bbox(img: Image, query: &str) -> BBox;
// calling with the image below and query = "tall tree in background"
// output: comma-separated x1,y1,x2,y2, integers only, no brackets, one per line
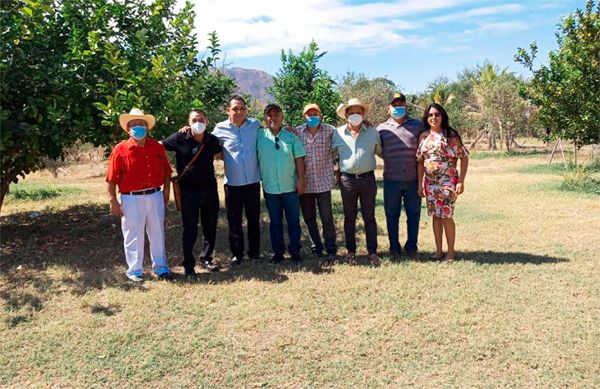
0,0,234,209
337,72,398,126
515,0,600,162
270,41,341,127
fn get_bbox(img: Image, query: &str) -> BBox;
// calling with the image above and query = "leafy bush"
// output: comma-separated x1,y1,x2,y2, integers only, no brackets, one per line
561,166,600,195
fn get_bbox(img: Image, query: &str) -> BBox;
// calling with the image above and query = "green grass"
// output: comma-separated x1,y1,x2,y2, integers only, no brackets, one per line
7,184,81,201
469,149,551,160
1,153,599,387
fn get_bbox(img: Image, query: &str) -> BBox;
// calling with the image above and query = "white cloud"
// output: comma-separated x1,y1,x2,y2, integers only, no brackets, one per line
428,3,524,23
186,0,535,60
189,0,475,58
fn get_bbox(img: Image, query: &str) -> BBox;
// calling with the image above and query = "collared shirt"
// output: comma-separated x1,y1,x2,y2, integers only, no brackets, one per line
257,127,306,194
332,124,382,174
293,123,336,193
105,137,172,193
212,118,261,186
161,132,222,192
377,117,425,181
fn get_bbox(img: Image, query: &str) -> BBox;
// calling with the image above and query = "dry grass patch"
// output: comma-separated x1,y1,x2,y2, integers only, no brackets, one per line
1,150,599,387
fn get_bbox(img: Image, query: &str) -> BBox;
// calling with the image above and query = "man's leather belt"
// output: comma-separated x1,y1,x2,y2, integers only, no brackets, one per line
341,170,374,179
121,187,161,195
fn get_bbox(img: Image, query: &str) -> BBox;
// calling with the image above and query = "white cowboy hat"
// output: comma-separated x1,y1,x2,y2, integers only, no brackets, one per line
119,108,156,131
336,98,372,119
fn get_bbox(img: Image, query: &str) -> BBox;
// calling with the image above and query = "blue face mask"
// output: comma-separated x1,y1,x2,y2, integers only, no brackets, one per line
306,116,321,128
391,106,406,119
130,125,147,140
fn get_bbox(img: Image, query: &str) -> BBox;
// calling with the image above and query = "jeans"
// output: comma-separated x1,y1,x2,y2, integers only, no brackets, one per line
339,172,378,254
263,191,302,256
300,191,337,255
383,179,422,253
224,182,261,258
180,189,219,270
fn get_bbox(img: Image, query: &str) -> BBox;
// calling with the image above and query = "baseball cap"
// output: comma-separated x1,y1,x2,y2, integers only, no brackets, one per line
264,103,282,114
302,103,321,115
390,92,406,104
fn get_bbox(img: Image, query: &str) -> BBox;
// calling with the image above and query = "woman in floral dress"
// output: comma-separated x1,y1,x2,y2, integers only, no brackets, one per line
416,103,469,262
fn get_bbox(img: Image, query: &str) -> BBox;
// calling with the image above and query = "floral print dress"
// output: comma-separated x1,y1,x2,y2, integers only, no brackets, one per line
416,131,468,218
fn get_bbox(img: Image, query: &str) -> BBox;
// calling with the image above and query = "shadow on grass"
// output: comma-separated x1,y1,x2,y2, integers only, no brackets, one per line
0,203,292,325
440,250,569,265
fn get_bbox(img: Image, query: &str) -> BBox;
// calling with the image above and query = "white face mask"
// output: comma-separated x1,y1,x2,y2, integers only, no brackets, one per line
347,113,363,126
191,122,206,135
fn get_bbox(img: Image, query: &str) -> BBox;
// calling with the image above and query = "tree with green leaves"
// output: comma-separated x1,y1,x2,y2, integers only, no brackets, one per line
0,0,234,210
269,41,341,127
515,0,600,161
337,72,399,126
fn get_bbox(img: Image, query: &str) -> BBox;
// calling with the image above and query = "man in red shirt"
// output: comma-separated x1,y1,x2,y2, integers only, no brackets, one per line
106,108,173,282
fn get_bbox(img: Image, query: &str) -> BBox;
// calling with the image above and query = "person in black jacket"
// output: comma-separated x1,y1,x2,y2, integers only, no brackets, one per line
162,109,223,279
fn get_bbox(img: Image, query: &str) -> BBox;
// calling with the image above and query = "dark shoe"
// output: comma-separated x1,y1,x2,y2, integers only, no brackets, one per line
184,268,197,281
200,260,220,272
406,251,418,260
230,256,243,266
157,272,174,281
389,250,401,261
291,253,302,267
369,254,381,267
270,253,284,264
323,253,336,266
248,252,261,260
345,252,357,265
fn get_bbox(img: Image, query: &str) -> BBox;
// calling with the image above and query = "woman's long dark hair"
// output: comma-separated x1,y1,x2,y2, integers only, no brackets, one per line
422,103,464,145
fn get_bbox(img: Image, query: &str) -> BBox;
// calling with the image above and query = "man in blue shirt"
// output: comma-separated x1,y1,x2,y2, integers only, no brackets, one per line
212,96,262,266
257,104,306,266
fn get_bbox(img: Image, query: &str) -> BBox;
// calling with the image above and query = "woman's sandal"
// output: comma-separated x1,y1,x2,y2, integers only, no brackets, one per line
429,252,445,260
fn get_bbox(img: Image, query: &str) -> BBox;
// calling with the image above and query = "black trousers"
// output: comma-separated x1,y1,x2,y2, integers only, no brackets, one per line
224,182,261,258
181,189,219,270
299,191,337,255
339,172,378,254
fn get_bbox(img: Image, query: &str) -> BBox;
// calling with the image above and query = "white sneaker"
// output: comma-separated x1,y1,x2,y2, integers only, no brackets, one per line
127,275,144,283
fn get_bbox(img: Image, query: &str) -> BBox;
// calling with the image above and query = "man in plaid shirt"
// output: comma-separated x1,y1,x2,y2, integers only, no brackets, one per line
293,103,337,265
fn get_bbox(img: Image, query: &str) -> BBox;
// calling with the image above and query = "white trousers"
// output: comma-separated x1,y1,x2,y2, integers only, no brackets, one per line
120,190,170,277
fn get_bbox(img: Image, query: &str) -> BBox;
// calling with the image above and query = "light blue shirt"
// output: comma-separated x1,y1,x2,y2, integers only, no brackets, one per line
212,118,261,186
257,128,306,194
332,124,382,174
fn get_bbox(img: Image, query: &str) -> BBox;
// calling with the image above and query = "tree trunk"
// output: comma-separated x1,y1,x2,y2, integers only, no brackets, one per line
0,174,14,212
469,130,486,151
488,133,497,150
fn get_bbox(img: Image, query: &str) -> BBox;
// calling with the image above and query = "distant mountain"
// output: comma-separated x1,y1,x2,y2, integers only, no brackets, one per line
222,67,274,105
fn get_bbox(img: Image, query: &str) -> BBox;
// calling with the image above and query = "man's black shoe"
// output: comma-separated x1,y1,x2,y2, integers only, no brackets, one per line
230,256,243,266
270,253,284,264
291,253,302,267
200,260,220,272
184,268,197,281
157,272,174,281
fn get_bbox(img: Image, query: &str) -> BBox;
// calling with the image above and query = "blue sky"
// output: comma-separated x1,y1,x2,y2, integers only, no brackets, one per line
189,0,585,93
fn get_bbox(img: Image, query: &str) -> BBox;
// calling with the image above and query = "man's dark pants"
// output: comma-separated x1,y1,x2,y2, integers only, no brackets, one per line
339,172,378,255
263,191,301,256
224,182,261,259
181,189,219,271
383,179,422,254
300,191,337,256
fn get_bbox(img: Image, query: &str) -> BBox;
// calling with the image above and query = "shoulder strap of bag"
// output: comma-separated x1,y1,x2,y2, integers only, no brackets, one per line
174,141,207,181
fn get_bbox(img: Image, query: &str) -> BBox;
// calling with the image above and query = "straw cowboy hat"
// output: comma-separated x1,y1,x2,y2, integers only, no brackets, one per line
119,108,156,131
302,103,321,115
336,98,372,119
